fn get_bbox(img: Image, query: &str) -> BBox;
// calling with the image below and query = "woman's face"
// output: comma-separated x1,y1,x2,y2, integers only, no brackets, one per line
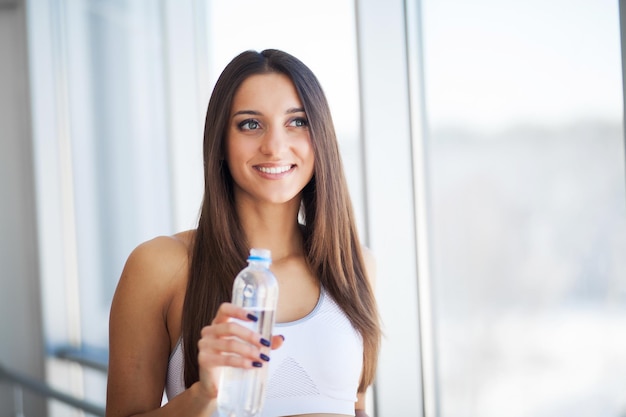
226,72,315,207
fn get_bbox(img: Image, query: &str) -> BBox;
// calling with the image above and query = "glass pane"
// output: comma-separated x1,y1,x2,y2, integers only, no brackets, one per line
63,0,172,347
422,1,626,416
42,0,174,409
29,1,175,412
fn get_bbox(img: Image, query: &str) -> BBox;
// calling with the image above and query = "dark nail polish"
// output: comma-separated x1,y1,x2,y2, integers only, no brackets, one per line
279,334,285,341
260,353,270,362
260,338,271,347
252,361,263,368
247,313,258,322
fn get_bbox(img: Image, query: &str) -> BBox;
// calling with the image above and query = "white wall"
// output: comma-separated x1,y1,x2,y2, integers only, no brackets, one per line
622,0,626,132
0,0,47,415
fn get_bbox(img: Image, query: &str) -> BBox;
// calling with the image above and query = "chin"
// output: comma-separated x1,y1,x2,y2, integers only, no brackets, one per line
261,192,303,206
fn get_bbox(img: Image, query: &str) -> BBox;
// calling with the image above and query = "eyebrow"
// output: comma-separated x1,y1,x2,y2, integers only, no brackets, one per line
231,107,306,118
232,110,262,117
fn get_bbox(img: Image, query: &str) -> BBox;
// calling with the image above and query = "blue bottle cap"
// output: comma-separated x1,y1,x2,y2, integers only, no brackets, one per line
248,248,272,262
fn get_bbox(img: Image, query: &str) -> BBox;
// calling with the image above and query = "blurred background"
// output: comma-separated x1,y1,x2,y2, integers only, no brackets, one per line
1,0,625,416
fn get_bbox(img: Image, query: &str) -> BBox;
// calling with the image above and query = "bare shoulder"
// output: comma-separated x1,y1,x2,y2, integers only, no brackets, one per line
360,245,377,287
126,231,191,275
125,231,192,281
112,231,194,317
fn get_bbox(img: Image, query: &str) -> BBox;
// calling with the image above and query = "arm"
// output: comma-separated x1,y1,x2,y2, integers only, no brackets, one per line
106,237,215,417
355,392,369,416
106,236,284,417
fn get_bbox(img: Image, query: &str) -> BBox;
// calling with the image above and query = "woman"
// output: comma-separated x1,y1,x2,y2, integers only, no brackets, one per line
106,49,380,417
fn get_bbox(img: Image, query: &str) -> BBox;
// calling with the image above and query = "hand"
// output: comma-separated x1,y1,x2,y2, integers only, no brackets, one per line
196,302,284,399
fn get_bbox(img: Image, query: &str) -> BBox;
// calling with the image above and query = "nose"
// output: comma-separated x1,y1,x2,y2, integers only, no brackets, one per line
259,125,287,156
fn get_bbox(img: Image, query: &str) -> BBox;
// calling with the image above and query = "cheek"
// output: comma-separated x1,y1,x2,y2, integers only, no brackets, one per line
224,136,249,166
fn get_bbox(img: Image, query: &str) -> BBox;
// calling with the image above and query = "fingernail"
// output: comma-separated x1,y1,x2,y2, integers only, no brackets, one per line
260,338,271,347
252,361,263,368
247,313,258,322
279,334,285,341
260,353,270,362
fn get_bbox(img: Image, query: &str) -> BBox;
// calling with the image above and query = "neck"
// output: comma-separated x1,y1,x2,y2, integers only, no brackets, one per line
236,197,304,263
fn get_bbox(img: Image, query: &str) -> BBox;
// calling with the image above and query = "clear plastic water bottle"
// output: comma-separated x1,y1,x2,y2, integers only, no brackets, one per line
217,248,279,417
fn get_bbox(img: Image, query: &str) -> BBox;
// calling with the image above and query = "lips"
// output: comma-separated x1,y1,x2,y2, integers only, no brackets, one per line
255,165,294,174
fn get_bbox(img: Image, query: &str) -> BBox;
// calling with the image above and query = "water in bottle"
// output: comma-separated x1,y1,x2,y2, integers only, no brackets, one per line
217,248,279,417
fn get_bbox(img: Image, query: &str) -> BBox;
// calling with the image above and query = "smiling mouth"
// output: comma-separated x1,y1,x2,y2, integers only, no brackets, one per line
255,165,294,174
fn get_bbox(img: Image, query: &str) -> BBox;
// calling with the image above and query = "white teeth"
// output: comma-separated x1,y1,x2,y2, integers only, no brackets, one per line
257,165,292,174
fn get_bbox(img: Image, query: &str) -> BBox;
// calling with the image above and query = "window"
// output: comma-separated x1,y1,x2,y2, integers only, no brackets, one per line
27,1,623,415
421,1,626,415
28,1,174,412
28,0,367,412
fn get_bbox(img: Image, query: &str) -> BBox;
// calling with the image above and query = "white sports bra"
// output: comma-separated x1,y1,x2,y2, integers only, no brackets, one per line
165,287,363,416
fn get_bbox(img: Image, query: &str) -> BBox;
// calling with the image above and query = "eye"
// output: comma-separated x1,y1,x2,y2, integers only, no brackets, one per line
289,117,309,128
238,119,260,131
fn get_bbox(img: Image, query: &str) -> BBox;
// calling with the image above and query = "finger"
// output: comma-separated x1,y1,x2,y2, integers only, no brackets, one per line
214,337,270,364
198,335,267,368
202,321,268,349
199,348,262,370
270,334,285,350
211,302,260,325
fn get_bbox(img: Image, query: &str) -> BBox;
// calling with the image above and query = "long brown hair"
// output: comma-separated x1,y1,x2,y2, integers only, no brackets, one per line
182,49,380,392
